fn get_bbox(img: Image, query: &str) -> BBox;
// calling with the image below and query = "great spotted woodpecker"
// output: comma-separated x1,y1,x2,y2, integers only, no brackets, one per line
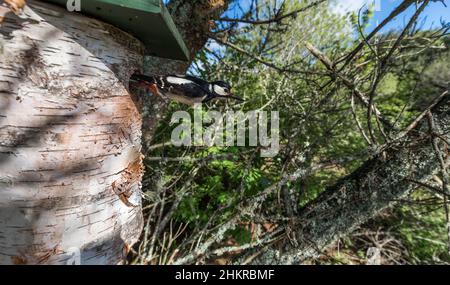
130,74,243,106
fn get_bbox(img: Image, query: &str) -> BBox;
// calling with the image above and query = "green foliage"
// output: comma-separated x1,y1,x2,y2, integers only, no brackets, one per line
142,0,450,264
227,228,253,245
396,194,450,264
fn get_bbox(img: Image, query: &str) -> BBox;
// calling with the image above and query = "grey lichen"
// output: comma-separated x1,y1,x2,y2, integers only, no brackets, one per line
247,94,450,265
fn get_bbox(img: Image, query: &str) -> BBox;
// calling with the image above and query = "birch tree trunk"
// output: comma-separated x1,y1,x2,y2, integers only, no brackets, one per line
0,0,231,265
0,1,145,264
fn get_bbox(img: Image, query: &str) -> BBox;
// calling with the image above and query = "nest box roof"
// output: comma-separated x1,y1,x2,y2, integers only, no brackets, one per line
43,0,189,61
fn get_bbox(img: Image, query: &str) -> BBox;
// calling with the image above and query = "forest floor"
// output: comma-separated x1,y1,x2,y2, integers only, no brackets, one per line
312,194,450,265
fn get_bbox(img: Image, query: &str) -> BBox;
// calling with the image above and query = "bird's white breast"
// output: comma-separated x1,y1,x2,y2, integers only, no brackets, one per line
166,93,206,106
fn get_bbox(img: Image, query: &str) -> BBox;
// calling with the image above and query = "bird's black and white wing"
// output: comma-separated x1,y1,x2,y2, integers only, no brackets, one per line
162,75,213,104
168,74,210,87
130,74,215,105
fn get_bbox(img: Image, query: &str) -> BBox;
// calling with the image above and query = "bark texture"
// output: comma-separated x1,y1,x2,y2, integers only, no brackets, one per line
251,93,450,264
0,0,230,265
0,1,144,264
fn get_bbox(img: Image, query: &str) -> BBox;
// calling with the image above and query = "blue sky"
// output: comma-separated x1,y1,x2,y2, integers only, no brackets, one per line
164,0,449,74
344,0,450,32
163,0,449,32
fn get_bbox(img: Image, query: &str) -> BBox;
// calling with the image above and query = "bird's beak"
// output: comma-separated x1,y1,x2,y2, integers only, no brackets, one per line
227,93,244,102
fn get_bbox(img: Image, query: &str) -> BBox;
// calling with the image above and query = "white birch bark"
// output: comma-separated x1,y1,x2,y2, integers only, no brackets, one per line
0,1,145,264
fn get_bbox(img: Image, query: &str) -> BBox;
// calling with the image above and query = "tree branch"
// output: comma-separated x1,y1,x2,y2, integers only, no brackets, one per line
247,92,450,264
219,0,326,25
305,42,393,129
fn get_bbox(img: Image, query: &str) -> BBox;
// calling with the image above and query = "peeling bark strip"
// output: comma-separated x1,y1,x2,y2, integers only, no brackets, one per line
0,1,145,264
252,93,450,265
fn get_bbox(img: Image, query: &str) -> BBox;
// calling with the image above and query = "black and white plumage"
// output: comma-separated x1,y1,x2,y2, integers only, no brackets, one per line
130,74,243,106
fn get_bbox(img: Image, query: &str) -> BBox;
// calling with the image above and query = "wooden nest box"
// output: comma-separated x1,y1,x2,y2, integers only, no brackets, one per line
43,0,189,61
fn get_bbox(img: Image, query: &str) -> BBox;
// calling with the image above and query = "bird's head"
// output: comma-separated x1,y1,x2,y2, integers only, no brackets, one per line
211,81,243,101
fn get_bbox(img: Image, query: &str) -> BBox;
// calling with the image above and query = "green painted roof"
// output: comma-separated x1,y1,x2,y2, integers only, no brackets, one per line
43,0,189,61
